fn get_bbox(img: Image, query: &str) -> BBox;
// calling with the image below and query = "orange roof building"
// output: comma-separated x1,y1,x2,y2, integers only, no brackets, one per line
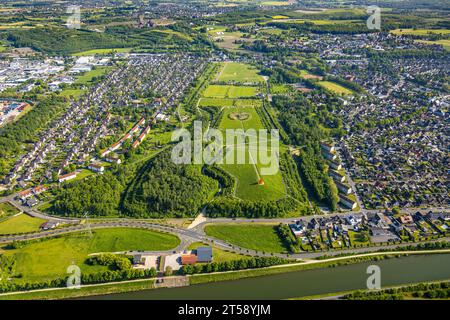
181,254,198,265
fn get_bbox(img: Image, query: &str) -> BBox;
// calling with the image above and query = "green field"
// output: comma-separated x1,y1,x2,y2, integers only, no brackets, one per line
0,228,180,282
204,223,287,253
73,48,131,57
72,48,131,56
203,85,259,98
275,18,360,25
0,203,19,219
391,28,450,36
317,81,353,95
75,67,111,85
216,62,264,83
59,88,86,98
0,214,45,235
199,98,262,108
216,103,285,201
261,1,291,6
270,84,293,94
219,106,264,130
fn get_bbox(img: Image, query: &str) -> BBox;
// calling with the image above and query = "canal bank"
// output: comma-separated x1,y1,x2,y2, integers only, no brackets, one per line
1,251,449,300
88,253,450,300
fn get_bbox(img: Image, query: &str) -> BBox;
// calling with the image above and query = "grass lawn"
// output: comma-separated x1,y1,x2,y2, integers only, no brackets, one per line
216,62,264,83
234,99,263,107
187,242,250,263
218,106,285,201
348,230,370,247
202,85,259,98
270,84,293,94
199,98,262,108
59,88,85,99
317,81,353,95
75,67,111,85
0,214,45,235
72,48,131,56
0,228,180,282
204,223,287,253
0,202,19,219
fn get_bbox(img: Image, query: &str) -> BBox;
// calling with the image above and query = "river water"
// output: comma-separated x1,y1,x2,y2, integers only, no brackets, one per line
88,254,450,300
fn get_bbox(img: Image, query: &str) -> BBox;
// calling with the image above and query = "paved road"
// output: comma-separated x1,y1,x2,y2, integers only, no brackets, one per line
1,193,449,260
0,196,79,223
1,217,448,260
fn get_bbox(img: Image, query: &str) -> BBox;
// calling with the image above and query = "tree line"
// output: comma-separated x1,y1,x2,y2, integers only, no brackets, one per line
179,256,290,275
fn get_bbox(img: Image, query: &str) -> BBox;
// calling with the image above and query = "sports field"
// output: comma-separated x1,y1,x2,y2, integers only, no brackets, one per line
202,85,259,98
1,228,180,282
216,62,264,83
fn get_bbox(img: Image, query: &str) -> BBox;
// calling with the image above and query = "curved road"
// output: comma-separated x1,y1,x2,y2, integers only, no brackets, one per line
1,194,449,260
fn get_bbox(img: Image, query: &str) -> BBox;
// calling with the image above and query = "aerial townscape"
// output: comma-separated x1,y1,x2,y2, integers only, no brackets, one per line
0,0,448,304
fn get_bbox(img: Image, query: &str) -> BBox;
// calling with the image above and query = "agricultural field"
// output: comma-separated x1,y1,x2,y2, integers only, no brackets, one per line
270,18,360,25
204,223,288,253
0,228,180,282
317,81,354,95
261,1,292,6
72,48,131,56
0,214,45,235
216,62,264,83
390,28,450,36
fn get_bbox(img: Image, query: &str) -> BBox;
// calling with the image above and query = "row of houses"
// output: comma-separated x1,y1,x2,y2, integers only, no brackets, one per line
321,142,357,210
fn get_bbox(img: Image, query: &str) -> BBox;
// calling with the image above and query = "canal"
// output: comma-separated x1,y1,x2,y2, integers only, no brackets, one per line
89,254,450,300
